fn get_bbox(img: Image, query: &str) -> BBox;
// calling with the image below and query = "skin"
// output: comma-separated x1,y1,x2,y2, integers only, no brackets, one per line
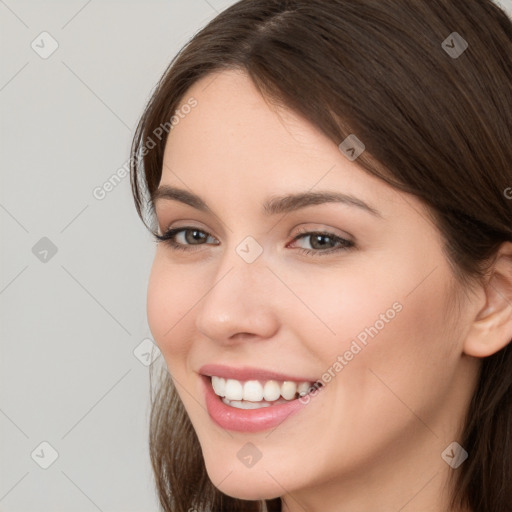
146,69,512,512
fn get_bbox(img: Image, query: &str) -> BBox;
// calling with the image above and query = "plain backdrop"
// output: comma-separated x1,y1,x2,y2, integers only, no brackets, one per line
1,1,511,511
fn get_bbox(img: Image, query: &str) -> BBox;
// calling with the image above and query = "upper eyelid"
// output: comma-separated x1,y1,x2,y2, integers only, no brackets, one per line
157,226,216,240
293,225,353,240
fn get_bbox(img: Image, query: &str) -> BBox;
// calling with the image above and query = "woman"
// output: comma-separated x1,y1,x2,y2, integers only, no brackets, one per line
129,1,512,511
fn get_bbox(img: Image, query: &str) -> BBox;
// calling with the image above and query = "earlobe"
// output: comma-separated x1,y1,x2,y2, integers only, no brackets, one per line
463,242,512,358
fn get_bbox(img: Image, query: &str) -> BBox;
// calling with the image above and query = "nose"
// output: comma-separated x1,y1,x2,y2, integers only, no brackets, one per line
194,251,280,345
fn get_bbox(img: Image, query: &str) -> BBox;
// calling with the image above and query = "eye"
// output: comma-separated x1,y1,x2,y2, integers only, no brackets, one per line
153,226,355,257
153,227,218,250
288,229,354,256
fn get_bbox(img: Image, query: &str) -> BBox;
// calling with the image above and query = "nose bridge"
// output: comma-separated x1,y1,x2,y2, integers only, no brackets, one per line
194,238,279,342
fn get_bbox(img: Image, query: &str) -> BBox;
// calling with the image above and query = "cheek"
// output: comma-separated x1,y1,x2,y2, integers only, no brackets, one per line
299,257,457,402
282,262,402,360
330,270,458,425
146,256,196,362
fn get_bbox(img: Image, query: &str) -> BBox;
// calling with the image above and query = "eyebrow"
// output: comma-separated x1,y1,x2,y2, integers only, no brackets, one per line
152,185,382,218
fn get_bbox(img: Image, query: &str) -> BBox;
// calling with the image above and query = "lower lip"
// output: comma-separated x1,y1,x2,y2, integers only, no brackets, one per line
201,375,312,433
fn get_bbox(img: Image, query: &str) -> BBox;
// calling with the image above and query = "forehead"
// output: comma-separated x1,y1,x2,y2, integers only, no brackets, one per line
164,71,356,188
159,70,422,227
166,69,334,161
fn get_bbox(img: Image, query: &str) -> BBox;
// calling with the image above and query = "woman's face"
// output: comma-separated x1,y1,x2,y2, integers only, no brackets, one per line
147,70,480,507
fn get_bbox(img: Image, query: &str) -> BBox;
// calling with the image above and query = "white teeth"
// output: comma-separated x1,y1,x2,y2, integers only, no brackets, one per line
263,380,281,401
297,382,311,397
211,376,226,397
224,379,243,400
280,381,297,400
243,380,264,401
221,398,273,409
210,376,318,402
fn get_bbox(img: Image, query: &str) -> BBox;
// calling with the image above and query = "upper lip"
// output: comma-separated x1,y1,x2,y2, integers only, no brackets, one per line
199,363,319,383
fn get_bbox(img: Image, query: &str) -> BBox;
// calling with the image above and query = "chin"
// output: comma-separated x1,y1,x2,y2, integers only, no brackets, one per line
204,463,284,501
216,484,282,502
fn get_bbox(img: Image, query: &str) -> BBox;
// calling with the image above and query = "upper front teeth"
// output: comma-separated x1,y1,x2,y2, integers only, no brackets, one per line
211,376,315,402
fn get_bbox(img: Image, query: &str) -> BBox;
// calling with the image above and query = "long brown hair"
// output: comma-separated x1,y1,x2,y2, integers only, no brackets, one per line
130,1,512,510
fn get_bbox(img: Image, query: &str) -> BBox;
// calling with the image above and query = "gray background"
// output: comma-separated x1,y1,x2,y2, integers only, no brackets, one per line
1,0,511,511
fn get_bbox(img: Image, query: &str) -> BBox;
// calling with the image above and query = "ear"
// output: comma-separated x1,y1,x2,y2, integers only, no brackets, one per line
464,242,512,358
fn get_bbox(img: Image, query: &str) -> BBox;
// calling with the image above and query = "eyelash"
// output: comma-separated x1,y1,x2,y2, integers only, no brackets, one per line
153,226,355,256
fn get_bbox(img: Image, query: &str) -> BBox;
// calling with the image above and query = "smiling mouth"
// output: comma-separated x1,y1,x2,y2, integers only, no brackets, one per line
209,375,323,409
